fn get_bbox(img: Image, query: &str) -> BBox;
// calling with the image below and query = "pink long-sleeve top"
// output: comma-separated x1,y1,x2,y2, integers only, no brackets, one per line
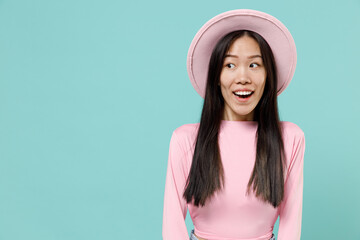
162,120,305,240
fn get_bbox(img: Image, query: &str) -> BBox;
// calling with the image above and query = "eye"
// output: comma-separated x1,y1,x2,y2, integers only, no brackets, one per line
250,63,260,68
225,63,235,69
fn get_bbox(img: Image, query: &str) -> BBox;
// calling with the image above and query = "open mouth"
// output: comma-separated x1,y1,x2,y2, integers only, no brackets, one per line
233,91,254,98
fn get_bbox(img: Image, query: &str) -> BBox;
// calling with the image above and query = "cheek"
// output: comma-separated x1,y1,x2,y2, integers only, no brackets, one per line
220,69,232,82
219,75,231,92
257,80,266,99
252,76,266,99
259,79,266,91
220,85,228,99
256,74,266,89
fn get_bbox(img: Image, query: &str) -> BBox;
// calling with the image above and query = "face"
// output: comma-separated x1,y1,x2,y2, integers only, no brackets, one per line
219,35,266,121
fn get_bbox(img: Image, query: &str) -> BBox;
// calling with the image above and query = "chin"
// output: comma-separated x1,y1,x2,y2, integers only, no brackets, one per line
235,108,255,116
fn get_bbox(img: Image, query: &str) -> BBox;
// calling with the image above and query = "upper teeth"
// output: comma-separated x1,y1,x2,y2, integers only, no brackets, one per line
234,91,252,95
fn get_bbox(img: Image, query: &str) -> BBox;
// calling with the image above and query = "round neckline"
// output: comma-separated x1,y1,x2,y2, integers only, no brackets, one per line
220,119,257,123
220,119,258,128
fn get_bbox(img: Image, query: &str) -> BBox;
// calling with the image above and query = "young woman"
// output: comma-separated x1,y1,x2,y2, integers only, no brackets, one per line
162,9,305,240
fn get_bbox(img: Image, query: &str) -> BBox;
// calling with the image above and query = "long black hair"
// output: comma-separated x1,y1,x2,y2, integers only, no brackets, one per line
183,30,285,208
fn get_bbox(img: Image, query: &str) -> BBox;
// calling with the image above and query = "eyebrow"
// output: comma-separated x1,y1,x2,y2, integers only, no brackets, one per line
225,54,262,59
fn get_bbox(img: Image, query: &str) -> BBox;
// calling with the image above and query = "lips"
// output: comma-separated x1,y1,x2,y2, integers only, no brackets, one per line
233,88,254,92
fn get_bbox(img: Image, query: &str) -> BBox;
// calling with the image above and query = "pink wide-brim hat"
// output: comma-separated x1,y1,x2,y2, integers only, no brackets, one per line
187,9,297,98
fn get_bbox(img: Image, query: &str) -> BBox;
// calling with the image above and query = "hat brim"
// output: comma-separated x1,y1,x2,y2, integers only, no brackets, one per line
187,9,297,98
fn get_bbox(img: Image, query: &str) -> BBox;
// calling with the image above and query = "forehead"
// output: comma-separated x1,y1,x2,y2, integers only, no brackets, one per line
227,35,261,55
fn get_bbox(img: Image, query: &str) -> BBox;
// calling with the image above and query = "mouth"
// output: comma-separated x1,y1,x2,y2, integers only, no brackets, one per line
233,90,254,99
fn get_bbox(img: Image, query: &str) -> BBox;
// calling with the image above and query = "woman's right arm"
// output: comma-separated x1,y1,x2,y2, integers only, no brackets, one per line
162,131,189,240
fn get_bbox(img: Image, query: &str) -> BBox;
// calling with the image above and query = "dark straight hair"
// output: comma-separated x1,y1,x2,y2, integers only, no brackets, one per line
183,30,286,208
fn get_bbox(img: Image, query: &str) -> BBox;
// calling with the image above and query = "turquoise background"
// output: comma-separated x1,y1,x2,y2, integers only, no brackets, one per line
0,0,359,239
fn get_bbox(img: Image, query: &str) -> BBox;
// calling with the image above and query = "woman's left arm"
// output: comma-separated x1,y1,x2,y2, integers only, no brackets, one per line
277,129,306,240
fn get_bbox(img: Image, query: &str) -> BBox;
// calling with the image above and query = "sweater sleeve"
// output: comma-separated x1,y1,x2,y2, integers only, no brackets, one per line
277,130,305,240
162,131,189,240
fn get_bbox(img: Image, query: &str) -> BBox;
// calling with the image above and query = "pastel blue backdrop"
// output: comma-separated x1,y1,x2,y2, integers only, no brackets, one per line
0,0,359,239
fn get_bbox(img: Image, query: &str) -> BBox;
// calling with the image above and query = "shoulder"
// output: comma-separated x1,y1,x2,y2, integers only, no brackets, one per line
168,123,199,169
280,121,306,168
280,121,305,140
281,121,305,179
170,123,199,152
280,121,306,160
172,122,200,141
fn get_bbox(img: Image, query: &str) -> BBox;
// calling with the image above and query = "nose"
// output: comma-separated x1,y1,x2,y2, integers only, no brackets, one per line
235,66,251,84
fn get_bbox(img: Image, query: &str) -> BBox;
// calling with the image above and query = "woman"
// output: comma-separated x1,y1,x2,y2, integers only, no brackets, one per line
162,9,305,240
